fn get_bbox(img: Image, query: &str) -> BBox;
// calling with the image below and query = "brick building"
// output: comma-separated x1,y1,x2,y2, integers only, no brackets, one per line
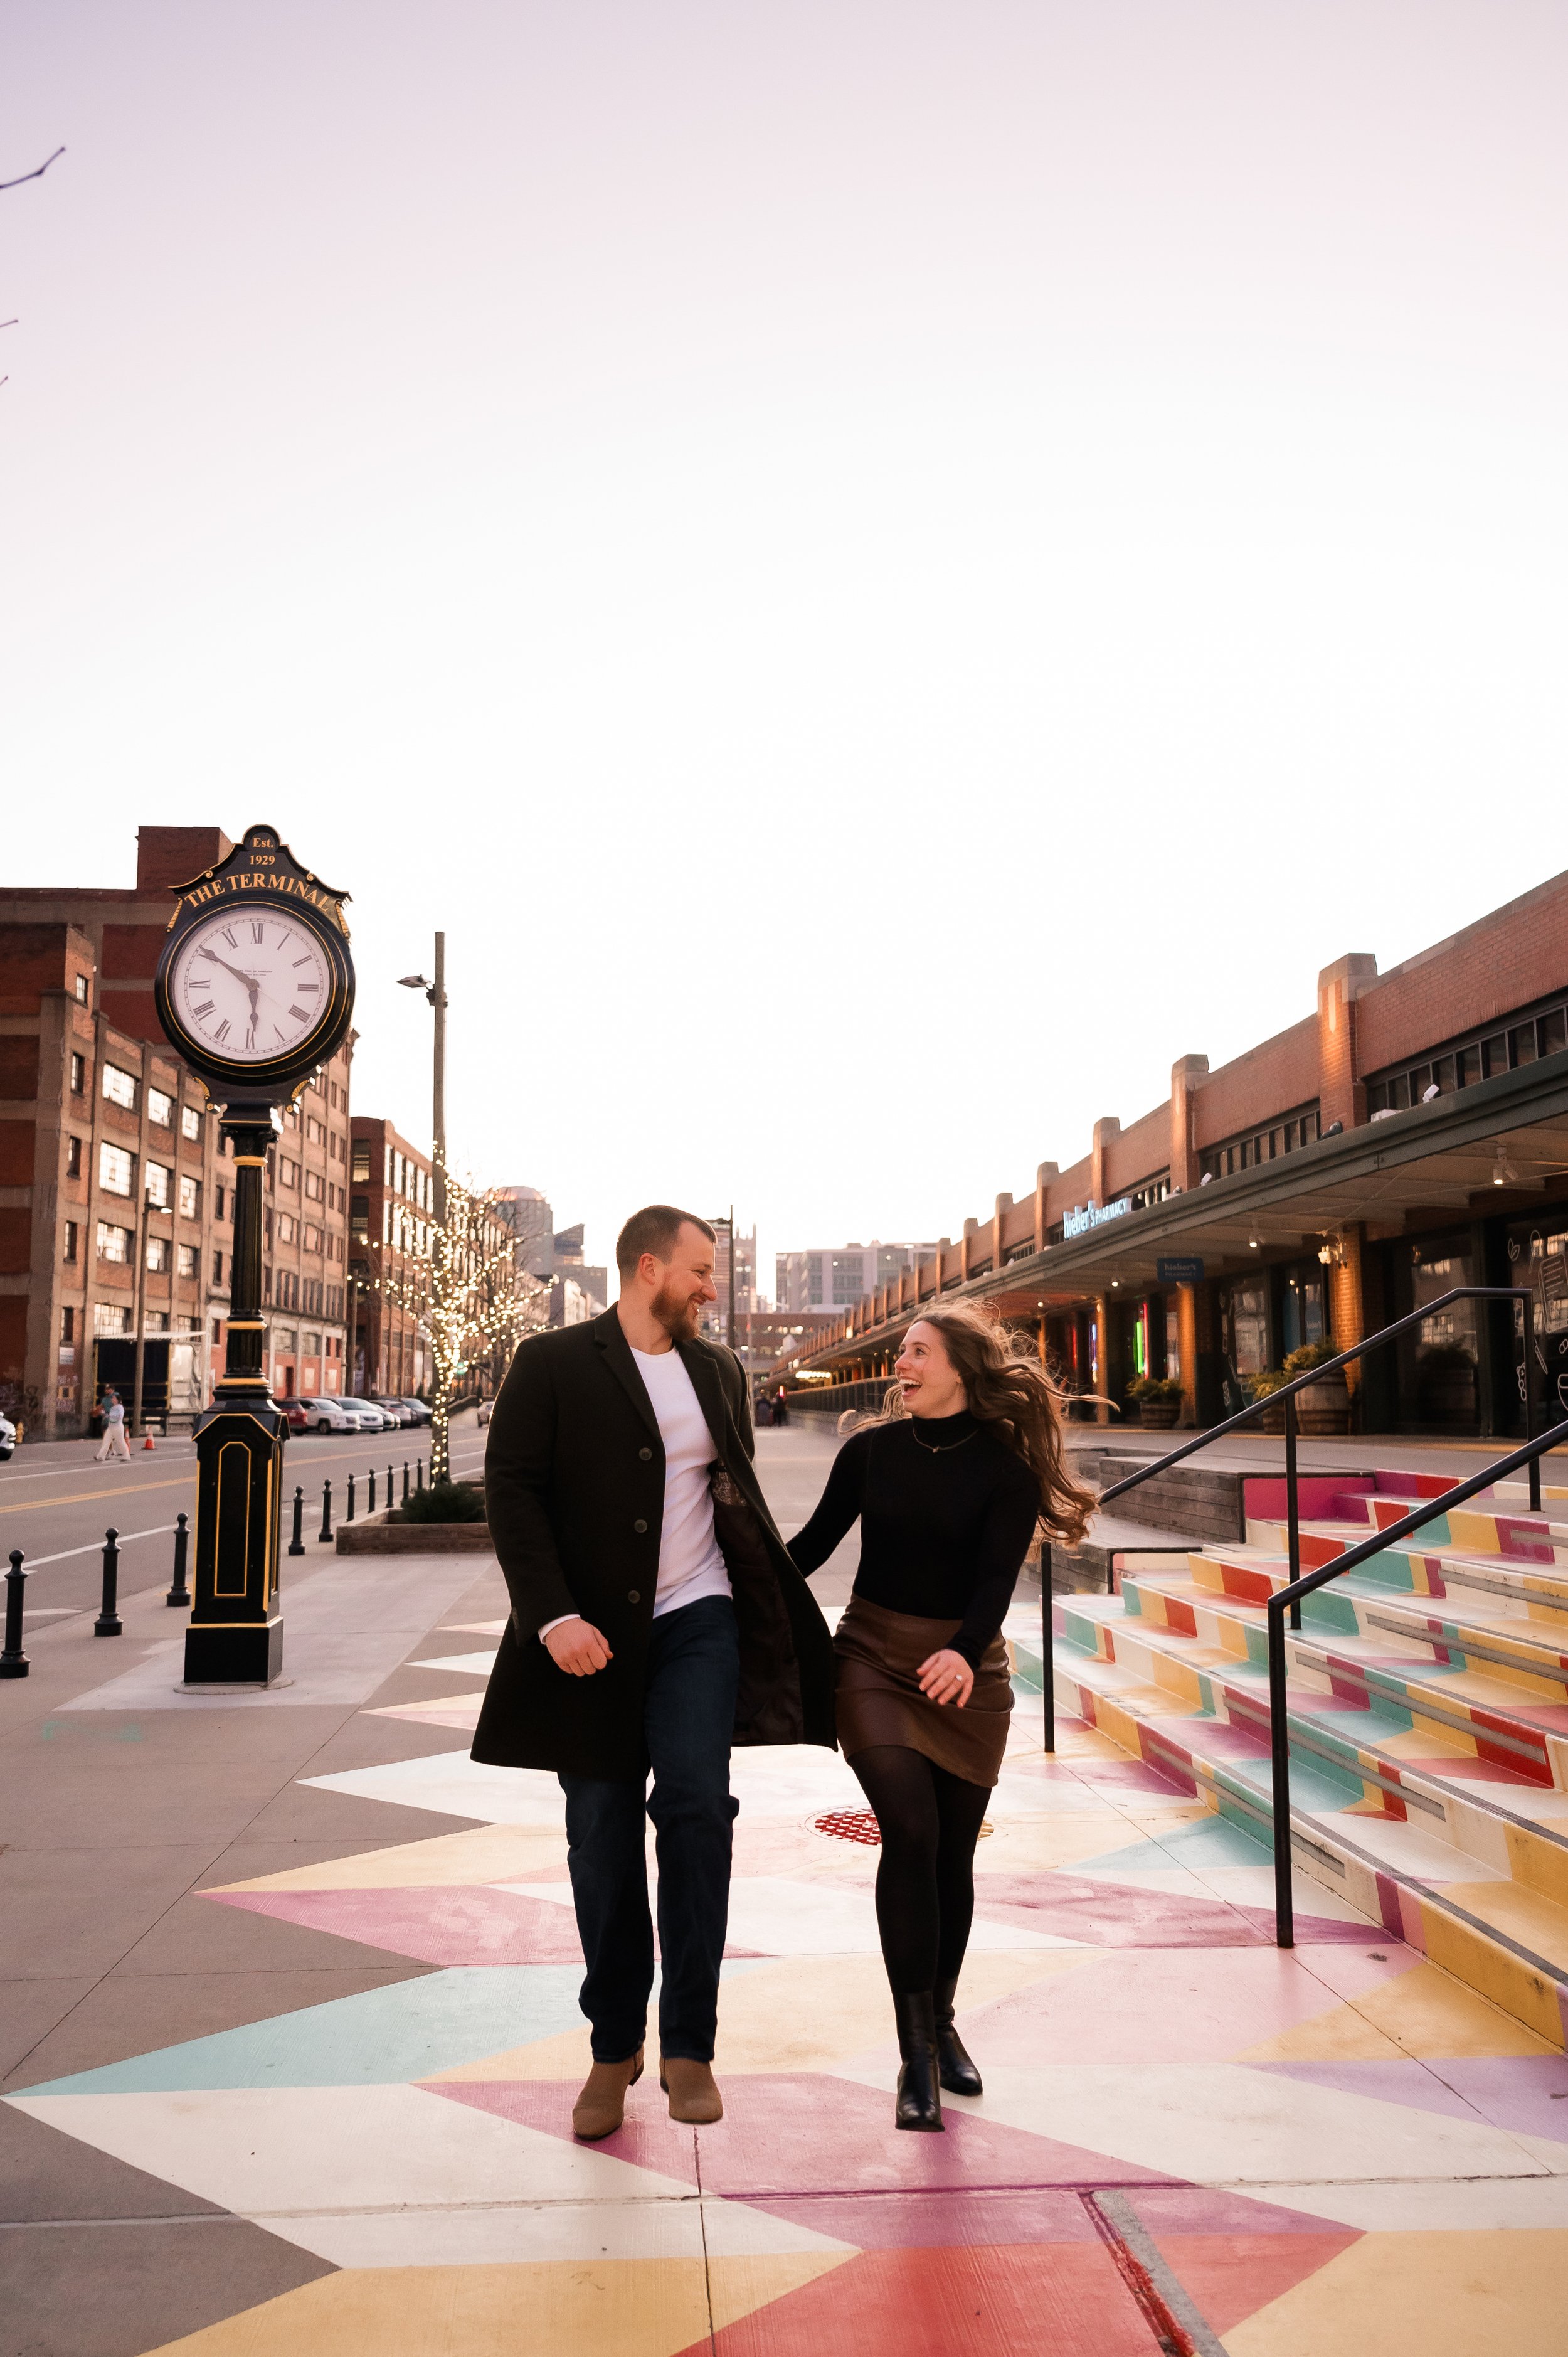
348,1116,435,1398
0,828,351,1434
781,870,1568,1440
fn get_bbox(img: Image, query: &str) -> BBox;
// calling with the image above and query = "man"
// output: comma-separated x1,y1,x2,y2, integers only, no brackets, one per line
95,1389,130,1463
474,1206,835,2139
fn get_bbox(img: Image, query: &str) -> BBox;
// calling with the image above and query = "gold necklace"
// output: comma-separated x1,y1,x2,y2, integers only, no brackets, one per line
909,1422,979,1454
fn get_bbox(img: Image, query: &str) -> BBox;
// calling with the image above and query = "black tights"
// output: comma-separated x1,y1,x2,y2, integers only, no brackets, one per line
849,1744,992,1995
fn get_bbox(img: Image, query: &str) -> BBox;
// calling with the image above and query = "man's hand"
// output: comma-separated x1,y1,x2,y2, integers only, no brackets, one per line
544,1617,613,1676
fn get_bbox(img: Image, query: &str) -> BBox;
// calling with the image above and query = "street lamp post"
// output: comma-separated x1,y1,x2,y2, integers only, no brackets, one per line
398,932,447,1223
131,1191,174,1437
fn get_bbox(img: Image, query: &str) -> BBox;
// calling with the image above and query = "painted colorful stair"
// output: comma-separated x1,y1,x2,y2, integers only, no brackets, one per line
1018,1466,1568,2048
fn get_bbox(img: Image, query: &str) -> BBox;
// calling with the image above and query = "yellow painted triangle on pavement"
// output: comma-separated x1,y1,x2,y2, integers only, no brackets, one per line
135,2254,847,2356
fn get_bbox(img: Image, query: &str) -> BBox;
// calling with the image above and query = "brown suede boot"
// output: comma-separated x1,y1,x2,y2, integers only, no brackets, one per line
660,2056,723,2124
571,2046,644,2140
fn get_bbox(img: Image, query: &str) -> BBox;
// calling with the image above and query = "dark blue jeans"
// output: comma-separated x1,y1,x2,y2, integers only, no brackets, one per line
559,1595,740,2065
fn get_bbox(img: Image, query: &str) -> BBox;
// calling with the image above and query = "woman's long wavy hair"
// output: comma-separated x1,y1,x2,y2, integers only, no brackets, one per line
875,1300,1097,1546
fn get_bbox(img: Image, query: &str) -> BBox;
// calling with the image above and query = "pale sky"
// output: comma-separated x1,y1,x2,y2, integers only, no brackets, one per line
5,2,1567,1289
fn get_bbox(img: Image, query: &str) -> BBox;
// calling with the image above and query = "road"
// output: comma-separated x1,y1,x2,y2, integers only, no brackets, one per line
0,1412,490,1626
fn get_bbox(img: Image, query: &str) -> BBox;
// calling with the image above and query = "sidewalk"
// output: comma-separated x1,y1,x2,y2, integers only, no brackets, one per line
4,1440,1567,2353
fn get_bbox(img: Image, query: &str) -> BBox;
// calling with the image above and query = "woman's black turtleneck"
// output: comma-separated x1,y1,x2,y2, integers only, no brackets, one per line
787,1410,1039,1667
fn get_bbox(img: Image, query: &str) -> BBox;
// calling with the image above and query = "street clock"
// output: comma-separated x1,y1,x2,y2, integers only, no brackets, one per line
154,824,354,1104
151,821,356,1690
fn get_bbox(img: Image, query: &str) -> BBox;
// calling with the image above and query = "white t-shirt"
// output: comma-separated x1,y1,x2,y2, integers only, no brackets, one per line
537,1343,732,1643
630,1344,733,1619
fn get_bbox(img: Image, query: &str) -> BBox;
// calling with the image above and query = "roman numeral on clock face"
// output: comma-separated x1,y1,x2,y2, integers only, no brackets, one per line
214,1019,231,1043
221,927,237,947
252,922,264,942
192,1001,215,1019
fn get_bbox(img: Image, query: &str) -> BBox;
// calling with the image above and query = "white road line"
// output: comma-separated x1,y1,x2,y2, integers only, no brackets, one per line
14,1524,178,1572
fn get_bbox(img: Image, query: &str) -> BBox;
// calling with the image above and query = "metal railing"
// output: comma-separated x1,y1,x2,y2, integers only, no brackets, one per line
1044,1287,1554,1945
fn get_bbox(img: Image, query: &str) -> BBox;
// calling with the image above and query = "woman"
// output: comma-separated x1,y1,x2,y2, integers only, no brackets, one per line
788,1302,1094,2131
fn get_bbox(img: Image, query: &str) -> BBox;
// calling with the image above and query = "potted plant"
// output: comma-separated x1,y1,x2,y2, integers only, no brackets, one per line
1126,1374,1185,1429
1283,1341,1352,1435
1248,1368,1291,1435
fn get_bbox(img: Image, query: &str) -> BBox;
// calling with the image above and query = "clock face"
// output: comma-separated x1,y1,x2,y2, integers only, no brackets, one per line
169,912,332,1063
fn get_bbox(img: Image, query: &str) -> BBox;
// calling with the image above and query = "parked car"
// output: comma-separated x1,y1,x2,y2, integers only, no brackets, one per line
396,1398,432,1425
374,1396,416,1427
0,1411,15,1461
280,1398,310,1434
294,1396,358,1433
477,1397,494,1426
339,1396,395,1433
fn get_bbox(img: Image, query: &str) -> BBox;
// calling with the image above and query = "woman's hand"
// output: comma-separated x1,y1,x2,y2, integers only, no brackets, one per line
917,1647,973,1707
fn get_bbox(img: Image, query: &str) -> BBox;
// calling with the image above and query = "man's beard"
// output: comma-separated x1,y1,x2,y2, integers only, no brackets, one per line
651,1280,704,1342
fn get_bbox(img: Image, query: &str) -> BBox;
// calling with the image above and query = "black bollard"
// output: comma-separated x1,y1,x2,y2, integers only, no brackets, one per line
403,1460,410,1503
95,1528,122,1637
387,1462,394,1511
319,1481,333,1543
289,1484,305,1557
368,1467,376,1514
416,1457,425,1492
347,1474,356,1522
1,1550,28,1678
166,1512,191,1608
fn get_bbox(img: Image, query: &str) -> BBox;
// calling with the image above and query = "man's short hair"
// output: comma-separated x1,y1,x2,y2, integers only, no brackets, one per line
616,1205,716,1278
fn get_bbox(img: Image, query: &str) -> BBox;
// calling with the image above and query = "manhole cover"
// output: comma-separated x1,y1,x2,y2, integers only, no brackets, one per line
813,1809,882,1844
811,1809,993,1844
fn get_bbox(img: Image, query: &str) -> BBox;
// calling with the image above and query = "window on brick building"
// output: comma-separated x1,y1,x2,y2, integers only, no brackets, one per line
352,1142,371,1181
147,1234,170,1273
73,974,88,1004
60,1306,75,1343
148,1088,173,1127
305,1170,324,1201
182,1105,202,1141
65,1134,81,1178
102,1065,138,1110
146,1161,172,1210
95,1302,131,1335
211,1318,223,1344
178,1243,199,1280
97,1221,131,1262
213,1249,225,1287
63,1220,79,1263
179,1174,201,1220
278,1213,297,1245
70,1053,85,1095
306,1116,326,1146
280,1157,299,1189
99,1143,135,1196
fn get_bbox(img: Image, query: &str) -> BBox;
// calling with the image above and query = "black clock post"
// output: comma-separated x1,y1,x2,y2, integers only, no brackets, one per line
152,824,356,1688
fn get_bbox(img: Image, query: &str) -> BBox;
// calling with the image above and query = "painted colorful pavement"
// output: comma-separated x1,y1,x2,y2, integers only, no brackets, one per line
9,1570,1568,2351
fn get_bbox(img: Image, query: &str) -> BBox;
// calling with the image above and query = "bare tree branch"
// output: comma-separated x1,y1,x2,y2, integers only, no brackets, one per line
0,146,65,193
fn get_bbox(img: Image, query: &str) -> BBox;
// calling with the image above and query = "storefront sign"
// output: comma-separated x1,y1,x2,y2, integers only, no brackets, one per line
1064,1197,1132,1240
1157,1257,1205,1284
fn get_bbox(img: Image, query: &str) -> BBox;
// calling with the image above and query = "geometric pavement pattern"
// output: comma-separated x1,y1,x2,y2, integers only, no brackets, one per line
11,1609,1568,2354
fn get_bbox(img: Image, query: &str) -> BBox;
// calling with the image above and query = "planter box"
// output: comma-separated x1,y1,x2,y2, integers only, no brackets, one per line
337,1514,492,1554
1297,1368,1352,1437
1135,1400,1182,1430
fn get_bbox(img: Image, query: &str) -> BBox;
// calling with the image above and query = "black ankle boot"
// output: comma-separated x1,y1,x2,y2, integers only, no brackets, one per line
933,1976,983,2097
891,1991,944,2132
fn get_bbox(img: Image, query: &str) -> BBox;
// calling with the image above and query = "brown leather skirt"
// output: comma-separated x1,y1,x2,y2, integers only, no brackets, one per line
832,1594,1013,1789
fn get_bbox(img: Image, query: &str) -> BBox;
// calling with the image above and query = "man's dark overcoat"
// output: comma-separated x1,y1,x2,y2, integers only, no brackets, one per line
471,1307,837,1781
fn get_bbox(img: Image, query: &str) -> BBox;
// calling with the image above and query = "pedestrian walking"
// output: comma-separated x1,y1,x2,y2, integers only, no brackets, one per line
473,1205,835,2141
94,1389,130,1464
788,1301,1094,2132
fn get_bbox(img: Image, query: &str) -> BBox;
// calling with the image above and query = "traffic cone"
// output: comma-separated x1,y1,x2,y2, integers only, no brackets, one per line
142,1432,156,1450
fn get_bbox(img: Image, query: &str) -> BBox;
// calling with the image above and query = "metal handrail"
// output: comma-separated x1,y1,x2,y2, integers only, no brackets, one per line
1267,1410,1568,1944
1044,1285,1553,1945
